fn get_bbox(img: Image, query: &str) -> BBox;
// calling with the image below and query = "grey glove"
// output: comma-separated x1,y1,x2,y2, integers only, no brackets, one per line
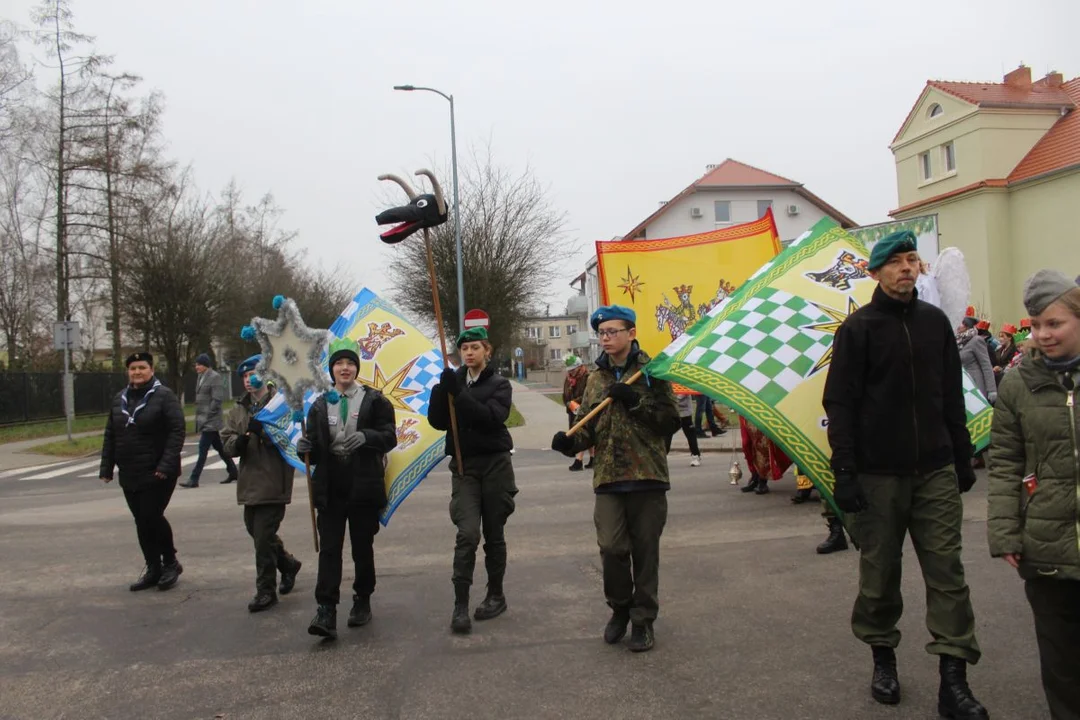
988,391,997,404
295,437,313,455
341,432,366,454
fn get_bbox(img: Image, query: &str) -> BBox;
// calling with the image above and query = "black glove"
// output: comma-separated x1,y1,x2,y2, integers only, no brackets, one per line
606,382,637,407
246,417,263,437
956,460,977,493
440,367,459,395
833,471,868,513
551,431,574,455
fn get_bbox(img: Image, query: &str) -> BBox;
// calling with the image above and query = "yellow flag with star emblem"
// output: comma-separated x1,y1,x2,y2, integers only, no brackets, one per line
595,212,782,358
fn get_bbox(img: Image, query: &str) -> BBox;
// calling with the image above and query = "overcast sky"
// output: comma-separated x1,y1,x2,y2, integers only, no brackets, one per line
6,0,1077,307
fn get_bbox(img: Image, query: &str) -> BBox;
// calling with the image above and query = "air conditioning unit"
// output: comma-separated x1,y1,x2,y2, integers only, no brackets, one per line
690,207,703,218
786,204,800,216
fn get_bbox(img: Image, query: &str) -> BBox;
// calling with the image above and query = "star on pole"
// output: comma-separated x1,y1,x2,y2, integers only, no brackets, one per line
251,298,332,410
618,264,645,303
803,296,861,375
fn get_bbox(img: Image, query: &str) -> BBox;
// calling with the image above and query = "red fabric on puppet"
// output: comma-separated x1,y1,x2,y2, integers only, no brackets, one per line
740,417,792,481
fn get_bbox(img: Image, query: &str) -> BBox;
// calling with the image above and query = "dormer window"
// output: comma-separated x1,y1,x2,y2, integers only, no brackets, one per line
928,103,944,118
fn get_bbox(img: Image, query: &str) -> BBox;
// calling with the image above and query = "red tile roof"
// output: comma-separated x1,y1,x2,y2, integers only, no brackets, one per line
927,79,1073,109
1008,78,1080,183
622,159,855,239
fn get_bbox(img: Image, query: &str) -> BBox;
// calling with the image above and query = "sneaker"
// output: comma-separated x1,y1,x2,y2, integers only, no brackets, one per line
626,622,655,652
689,455,701,467
347,595,372,627
279,558,301,595
158,560,183,590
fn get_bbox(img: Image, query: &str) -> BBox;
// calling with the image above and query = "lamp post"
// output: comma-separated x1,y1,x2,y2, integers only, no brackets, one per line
393,84,465,333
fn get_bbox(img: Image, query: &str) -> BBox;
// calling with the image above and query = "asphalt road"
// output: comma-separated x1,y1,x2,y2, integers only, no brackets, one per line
0,447,1049,719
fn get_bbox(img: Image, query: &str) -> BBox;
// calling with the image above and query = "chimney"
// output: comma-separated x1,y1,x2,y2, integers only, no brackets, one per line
1003,65,1032,88
1034,71,1064,89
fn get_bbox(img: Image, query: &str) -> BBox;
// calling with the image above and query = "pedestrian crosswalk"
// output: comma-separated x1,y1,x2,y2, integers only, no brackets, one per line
2,448,234,483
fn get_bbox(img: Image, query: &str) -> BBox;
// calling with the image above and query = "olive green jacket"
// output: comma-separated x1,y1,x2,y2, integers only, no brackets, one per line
987,352,1080,581
563,344,681,492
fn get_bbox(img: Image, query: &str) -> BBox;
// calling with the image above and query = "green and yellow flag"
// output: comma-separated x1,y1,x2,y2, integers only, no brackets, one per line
648,218,993,516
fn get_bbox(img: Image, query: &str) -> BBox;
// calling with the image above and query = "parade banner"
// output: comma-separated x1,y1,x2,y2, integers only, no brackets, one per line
647,217,994,517
256,288,447,525
596,211,782,358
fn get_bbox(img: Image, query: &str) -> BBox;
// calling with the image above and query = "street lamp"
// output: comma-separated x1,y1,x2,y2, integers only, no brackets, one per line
393,84,465,334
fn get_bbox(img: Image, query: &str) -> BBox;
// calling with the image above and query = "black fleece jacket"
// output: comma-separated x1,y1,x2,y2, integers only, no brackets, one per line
429,366,514,457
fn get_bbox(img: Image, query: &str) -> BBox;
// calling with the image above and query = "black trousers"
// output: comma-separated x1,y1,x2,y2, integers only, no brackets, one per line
123,477,178,567
1026,578,1080,720
664,417,701,456
314,502,380,606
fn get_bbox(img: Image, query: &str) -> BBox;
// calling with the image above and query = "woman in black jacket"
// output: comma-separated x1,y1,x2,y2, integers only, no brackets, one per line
295,339,397,640
99,352,187,591
429,327,517,634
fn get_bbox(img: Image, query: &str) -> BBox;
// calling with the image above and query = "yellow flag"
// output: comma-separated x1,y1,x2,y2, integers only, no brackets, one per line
596,212,781,357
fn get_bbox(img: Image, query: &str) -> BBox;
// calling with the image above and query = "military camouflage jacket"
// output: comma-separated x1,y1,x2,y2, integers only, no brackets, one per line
566,344,680,492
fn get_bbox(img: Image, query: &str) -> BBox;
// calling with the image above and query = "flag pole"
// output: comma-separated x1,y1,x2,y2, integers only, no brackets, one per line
300,418,319,553
422,228,465,470
566,370,643,437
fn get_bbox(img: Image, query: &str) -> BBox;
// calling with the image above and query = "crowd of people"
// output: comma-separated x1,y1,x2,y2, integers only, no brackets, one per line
97,234,1077,717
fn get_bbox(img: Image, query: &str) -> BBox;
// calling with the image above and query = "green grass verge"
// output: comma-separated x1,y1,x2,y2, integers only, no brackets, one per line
0,404,202,444
505,403,525,428
542,392,564,406
24,436,103,457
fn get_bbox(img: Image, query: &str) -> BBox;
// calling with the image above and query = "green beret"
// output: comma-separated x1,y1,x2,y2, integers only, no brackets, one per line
456,326,488,347
867,230,918,271
590,305,636,331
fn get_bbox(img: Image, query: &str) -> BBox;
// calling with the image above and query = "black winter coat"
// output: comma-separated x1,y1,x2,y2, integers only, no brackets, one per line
99,378,186,491
305,387,397,510
429,366,514,457
823,285,972,476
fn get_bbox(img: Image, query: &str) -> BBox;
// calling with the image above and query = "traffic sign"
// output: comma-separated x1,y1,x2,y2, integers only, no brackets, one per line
514,347,524,358
53,321,80,351
463,309,490,330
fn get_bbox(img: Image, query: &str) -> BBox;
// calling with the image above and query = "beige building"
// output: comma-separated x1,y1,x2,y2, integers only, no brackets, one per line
518,310,586,370
889,65,1080,322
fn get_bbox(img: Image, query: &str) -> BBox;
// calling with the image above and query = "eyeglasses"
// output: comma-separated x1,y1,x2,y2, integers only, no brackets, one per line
596,328,629,339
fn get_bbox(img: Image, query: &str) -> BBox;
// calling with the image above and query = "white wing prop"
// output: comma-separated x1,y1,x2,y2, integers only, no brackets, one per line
931,247,971,330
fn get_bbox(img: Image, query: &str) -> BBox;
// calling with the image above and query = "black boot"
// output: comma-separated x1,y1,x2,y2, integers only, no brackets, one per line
248,591,278,613
129,563,162,592
584,457,594,469
790,488,814,504
740,474,762,493
569,459,584,472
348,594,372,627
474,578,507,621
626,621,655,652
307,604,337,639
278,558,301,595
754,477,770,494
603,607,630,644
937,656,989,719
157,559,183,590
870,646,901,705
451,583,471,634
816,518,849,554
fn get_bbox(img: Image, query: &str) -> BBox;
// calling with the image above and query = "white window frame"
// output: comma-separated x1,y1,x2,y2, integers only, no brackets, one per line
566,324,578,336
943,142,956,173
919,151,932,181
550,348,562,361
928,103,943,119
527,326,539,339
549,325,561,339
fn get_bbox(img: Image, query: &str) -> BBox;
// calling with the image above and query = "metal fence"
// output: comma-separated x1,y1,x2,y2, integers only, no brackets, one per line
0,372,133,425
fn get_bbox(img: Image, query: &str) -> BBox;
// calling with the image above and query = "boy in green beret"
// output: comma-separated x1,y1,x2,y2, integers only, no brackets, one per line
823,230,988,718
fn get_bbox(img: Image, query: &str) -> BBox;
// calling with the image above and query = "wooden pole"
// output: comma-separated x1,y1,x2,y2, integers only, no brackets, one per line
566,370,643,437
422,228,465,471
300,418,319,553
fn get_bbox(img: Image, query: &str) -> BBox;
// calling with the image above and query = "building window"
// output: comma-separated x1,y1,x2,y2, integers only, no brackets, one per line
550,348,562,361
928,103,943,118
549,326,561,338
943,142,956,173
919,151,932,181
714,200,730,223
566,324,578,336
527,326,539,339
757,200,773,218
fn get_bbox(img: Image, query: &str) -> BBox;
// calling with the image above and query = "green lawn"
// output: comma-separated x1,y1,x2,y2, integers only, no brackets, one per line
542,392,564,406
0,404,200,444
24,436,103,457
505,403,525,428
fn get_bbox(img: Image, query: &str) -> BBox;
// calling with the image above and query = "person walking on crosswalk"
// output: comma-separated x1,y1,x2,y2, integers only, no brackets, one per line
99,352,187,592
181,353,237,488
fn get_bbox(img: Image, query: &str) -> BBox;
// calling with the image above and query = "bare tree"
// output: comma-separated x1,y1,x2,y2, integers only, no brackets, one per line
385,146,572,355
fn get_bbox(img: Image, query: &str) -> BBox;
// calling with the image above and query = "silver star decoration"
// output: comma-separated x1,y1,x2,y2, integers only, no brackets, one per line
251,298,332,410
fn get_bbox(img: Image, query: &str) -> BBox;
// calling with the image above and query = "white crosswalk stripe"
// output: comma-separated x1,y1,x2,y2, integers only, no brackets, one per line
19,458,106,481
0,460,70,479
8,451,200,482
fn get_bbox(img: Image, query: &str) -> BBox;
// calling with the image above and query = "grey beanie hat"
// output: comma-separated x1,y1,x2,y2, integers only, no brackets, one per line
1023,269,1079,316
